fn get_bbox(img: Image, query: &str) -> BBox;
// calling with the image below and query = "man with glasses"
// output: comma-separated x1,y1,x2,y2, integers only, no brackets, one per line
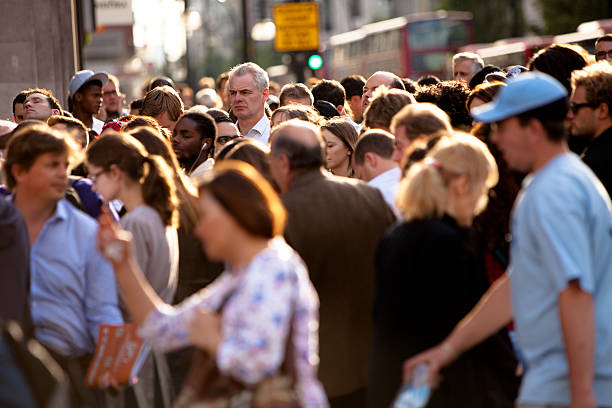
100,74,125,121
569,61,612,196
595,34,612,64
205,108,241,157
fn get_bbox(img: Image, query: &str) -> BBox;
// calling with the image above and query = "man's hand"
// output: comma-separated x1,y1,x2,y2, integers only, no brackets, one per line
403,341,457,385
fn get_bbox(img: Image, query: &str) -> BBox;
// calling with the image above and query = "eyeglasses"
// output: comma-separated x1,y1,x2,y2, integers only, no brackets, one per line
569,102,599,114
89,169,107,183
217,135,239,144
595,50,612,61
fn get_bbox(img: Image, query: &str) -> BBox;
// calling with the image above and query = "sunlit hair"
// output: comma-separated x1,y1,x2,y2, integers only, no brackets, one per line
86,130,179,227
140,85,184,122
196,160,286,238
363,86,416,131
320,117,359,173
571,61,612,116
397,132,498,221
271,104,323,127
4,123,80,191
228,62,269,93
390,102,452,140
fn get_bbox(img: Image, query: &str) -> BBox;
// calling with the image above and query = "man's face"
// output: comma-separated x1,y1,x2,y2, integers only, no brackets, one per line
362,73,391,111
228,74,268,122
24,93,58,121
15,152,68,203
490,116,534,173
595,40,612,64
13,103,24,123
454,59,476,83
102,80,121,114
172,117,206,166
391,125,411,163
349,95,363,121
77,84,103,115
568,85,598,139
214,122,239,157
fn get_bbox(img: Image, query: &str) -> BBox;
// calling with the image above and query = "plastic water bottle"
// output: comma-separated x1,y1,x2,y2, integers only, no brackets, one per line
392,363,431,408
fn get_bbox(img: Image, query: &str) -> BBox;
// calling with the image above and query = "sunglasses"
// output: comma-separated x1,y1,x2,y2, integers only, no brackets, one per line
595,50,612,60
217,135,239,144
569,102,599,114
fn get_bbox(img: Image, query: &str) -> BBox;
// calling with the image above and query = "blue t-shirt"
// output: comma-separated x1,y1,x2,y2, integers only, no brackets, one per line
509,153,612,405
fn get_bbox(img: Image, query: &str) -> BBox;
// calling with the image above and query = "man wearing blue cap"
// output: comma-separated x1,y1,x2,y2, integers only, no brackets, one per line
404,72,612,408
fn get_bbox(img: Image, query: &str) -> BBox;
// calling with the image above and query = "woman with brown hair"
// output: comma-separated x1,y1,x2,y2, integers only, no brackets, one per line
97,161,328,407
320,117,358,177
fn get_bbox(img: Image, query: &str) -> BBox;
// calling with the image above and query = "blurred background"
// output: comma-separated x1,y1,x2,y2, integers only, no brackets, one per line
0,0,610,119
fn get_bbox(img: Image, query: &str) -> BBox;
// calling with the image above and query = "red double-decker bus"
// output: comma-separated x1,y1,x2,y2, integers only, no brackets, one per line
321,10,474,80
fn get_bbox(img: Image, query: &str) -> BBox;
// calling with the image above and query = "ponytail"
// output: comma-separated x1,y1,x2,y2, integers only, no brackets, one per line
141,155,179,227
397,159,448,221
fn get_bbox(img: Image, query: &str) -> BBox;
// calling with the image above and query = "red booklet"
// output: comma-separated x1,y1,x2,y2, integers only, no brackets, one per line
85,323,146,388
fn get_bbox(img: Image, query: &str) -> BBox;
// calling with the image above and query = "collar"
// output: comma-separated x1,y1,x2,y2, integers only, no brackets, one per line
369,167,401,185
239,113,269,136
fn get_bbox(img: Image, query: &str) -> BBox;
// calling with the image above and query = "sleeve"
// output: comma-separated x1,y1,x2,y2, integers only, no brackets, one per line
528,184,594,293
215,258,294,384
84,230,124,342
120,214,151,277
137,272,230,351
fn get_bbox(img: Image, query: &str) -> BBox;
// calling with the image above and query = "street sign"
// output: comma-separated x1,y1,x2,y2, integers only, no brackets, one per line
273,2,319,52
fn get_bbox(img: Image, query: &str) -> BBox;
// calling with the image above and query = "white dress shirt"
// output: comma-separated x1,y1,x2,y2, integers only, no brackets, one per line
239,113,270,145
368,167,401,215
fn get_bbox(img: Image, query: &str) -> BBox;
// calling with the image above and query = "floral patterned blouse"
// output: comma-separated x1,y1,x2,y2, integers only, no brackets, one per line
138,237,328,407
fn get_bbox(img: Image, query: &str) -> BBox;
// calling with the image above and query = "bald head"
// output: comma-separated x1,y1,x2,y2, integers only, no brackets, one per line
271,119,324,170
362,71,405,111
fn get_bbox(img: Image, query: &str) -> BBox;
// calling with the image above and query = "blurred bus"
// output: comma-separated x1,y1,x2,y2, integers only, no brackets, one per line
458,19,612,68
321,10,474,81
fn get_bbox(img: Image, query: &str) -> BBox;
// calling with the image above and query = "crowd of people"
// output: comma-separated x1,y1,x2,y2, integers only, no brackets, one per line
1,31,612,408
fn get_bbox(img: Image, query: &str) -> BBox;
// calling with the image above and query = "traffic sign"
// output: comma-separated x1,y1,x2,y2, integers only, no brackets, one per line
273,2,319,52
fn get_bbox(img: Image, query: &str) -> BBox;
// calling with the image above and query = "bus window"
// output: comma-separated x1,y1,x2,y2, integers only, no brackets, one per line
411,52,450,73
409,19,469,50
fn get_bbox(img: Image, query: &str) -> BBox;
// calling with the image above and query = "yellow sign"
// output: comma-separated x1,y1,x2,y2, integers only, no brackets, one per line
273,2,319,52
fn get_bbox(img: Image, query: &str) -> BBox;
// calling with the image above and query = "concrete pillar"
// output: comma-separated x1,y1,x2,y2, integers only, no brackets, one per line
0,0,78,120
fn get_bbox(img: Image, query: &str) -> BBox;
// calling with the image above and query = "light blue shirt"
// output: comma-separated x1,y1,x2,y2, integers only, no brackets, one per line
30,199,123,357
509,153,612,406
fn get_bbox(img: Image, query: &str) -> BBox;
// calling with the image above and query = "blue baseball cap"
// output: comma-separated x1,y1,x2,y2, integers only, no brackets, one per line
472,72,567,123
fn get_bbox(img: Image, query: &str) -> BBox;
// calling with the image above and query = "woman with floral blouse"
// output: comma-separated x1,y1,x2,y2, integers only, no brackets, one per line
97,160,328,407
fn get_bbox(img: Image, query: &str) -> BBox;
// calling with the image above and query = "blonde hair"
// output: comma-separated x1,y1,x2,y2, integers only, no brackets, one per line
397,132,498,221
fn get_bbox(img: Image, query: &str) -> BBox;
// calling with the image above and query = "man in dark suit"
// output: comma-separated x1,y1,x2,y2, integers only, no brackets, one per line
269,119,396,407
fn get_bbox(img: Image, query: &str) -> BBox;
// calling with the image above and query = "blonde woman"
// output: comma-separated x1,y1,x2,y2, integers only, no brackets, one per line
368,133,520,408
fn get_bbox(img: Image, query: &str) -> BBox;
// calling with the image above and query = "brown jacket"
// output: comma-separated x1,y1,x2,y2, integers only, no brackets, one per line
282,168,396,398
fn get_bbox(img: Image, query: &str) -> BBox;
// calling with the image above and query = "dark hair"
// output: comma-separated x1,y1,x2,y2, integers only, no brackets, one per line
595,33,612,47
12,90,28,115
363,87,415,131
70,82,101,112
4,124,78,191
279,83,314,106
311,79,346,108
466,81,506,111
515,97,569,143
178,111,217,156
25,88,62,112
528,43,589,93
47,115,89,148
216,138,247,161
468,65,502,90
126,126,199,231
402,78,418,93
313,100,340,119
146,76,175,92
221,139,278,191
340,75,366,99
123,115,165,136
86,131,178,227
417,75,440,87
130,98,144,112
205,108,232,123
354,129,395,165
197,160,286,239
416,81,472,129
388,78,406,91
271,120,324,170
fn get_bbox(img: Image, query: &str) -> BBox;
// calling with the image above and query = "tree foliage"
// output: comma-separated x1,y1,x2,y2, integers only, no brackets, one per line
439,0,524,43
536,0,612,35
